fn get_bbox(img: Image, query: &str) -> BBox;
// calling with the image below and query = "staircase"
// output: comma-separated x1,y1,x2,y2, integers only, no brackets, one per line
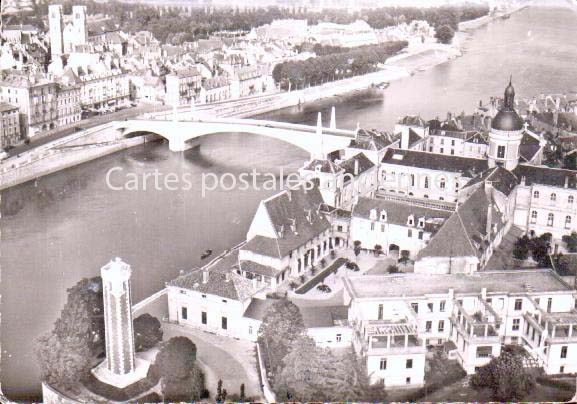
485,225,525,271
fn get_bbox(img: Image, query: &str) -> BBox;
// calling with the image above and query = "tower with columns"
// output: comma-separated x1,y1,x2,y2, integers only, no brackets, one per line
101,257,136,376
93,257,149,388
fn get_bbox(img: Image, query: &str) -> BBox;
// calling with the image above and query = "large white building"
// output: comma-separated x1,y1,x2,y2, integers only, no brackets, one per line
343,270,577,381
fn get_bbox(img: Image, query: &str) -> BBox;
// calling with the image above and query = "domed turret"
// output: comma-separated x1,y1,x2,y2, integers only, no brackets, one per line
491,77,524,131
487,78,524,170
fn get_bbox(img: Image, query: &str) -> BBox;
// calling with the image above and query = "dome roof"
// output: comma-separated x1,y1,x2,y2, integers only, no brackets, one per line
491,109,524,131
492,77,524,131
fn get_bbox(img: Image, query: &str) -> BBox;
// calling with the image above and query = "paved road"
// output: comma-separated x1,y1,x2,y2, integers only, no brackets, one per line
6,103,169,157
162,323,264,401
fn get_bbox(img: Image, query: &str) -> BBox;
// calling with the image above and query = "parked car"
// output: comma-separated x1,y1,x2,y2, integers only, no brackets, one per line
73,126,85,132
317,284,332,293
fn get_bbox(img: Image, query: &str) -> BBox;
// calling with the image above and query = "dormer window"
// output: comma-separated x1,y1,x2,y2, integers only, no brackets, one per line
315,164,322,172
380,210,387,222
418,218,425,228
551,193,557,203
407,215,414,226
533,190,539,199
369,208,377,220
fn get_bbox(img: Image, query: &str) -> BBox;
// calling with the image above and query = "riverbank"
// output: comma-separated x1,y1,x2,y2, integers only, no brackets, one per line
0,7,522,192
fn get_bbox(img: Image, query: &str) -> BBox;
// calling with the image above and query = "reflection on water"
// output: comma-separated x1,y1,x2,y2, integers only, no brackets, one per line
2,4,577,400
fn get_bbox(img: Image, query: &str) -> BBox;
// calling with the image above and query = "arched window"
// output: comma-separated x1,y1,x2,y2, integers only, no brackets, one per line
551,193,557,202
547,213,554,227
531,211,537,224
440,178,446,189
565,216,572,229
533,191,539,199
569,195,574,204
424,195,429,199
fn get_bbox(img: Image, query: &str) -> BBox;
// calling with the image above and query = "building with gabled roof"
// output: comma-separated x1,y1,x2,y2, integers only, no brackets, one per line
239,181,334,288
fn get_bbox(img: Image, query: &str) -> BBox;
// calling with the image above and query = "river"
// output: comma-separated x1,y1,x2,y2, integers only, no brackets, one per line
2,3,577,400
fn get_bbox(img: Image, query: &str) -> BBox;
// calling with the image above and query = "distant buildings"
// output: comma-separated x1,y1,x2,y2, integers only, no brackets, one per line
308,20,379,48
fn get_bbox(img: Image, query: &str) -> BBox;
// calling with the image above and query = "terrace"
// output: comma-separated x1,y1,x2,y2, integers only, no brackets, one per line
357,318,426,355
450,299,500,342
523,307,577,344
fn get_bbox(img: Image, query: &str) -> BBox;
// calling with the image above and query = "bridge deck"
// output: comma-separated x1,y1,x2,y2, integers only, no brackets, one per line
124,117,356,138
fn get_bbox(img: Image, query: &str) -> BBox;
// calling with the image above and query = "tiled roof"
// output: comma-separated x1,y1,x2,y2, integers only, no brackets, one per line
302,159,340,174
349,129,396,150
168,250,259,301
398,115,426,127
513,164,577,189
352,197,451,232
300,305,349,328
239,260,280,278
465,131,488,145
242,183,330,258
381,149,488,176
344,269,572,299
243,298,276,320
416,187,503,260
87,19,118,36
464,166,519,196
203,76,230,90
519,131,542,162
339,152,375,178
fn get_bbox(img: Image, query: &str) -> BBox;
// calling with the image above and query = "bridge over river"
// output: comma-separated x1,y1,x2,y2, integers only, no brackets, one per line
115,112,357,159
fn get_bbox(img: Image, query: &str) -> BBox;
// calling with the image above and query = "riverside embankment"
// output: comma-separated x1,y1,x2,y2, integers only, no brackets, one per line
0,5,525,191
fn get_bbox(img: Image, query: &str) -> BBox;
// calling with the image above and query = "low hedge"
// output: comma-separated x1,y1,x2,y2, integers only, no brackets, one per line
82,363,160,402
536,376,576,391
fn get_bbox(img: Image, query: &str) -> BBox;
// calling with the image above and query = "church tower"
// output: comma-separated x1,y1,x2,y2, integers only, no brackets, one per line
72,5,87,46
48,4,64,60
487,78,524,170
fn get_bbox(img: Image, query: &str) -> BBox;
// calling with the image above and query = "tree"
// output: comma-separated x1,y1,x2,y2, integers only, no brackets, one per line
470,345,535,401
257,299,306,373
399,250,410,264
215,379,228,402
528,233,552,266
162,364,205,402
562,232,577,253
374,244,383,257
240,383,246,401
513,235,530,260
35,331,93,390
156,336,197,380
274,337,374,402
353,240,362,257
133,313,163,352
435,24,455,44
387,264,399,273
53,277,105,356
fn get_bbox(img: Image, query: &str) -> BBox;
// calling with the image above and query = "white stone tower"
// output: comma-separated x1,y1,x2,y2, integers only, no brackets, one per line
48,4,64,60
488,78,524,171
101,258,136,376
72,5,87,46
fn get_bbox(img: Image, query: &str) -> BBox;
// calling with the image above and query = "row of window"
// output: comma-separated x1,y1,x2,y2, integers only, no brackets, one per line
181,306,228,330
533,190,574,204
424,320,445,333
380,358,413,370
377,300,446,319
530,211,572,228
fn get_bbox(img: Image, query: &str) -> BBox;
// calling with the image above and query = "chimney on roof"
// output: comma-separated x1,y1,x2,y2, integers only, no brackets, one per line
486,203,493,239
481,287,487,300
287,190,291,201
354,158,359,176
225,271,230,282
565,176,569,189
520,176,526,186
290,218,296,233
252,277,257,289
448,288,454,300
202,269,209,284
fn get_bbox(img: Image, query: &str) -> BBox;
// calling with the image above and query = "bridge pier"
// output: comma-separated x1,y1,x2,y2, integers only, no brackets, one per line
168,136,186,152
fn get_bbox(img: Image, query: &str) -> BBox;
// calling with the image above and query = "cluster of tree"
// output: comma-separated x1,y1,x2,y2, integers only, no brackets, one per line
470,345,536,401
155,336,205,401
276,40,408,89
22,1,487,45
512,233,552,266
35,277,163,391
258,299,381,402
435,25,455,44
